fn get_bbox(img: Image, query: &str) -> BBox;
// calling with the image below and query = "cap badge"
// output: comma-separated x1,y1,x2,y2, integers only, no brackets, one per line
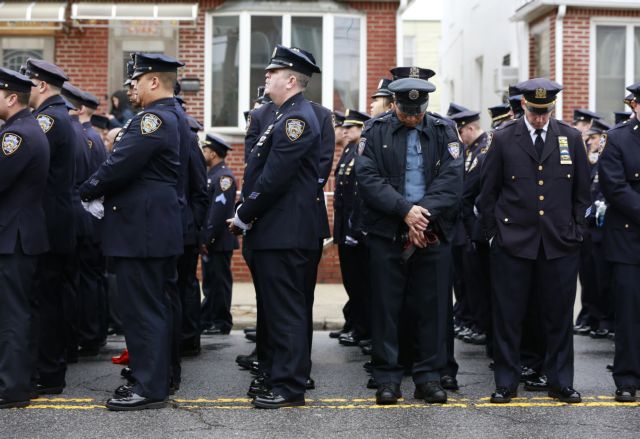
409,66,420,78
408,90,420,100
535,88,547,99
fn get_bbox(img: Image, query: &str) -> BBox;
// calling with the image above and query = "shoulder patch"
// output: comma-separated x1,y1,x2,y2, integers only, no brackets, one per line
88,139,93,149
599,133,608,152
140,113,162,135
37,114,54,133
448,142,461,159
245,114,252,133
219,175,233,192
2,132,22,156
357,137,366,155
285,118,305,141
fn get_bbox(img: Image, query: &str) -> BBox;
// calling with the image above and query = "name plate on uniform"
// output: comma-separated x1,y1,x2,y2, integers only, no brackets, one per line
558,136,572,165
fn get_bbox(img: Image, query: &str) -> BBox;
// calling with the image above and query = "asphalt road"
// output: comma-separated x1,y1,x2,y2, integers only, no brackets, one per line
1,332,638,439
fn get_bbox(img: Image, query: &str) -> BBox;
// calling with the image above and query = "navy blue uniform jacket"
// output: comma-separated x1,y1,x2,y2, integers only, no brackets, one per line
205,162,238,252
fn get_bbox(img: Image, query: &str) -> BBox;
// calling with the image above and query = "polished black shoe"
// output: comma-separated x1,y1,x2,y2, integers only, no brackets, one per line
245,331,257,342
252,392,305,409
464,332,487,345
329,328,348,339
363,361,373,373
106,393,167,411
524,374,549,392
414,381,447,403
375,383,401,405
607,332,616,341
490,387,517,403
548,387,581,403
36,383,64,395
169,381,180,396
338,331,360,346
358,339,372,348
249,361,261,375
77,345,100,357
575,325,592,336
367,377,379,389
615,387,636,403
243,327,256,334
120,366,134,382
520,366,540,382
440,375,459,391
114,384,134,398
606,364,614,372
236,350,257,370
305,377,315,390
180,342,201,357
247,378,271,398
202,326,230,336
589,329,609,339
0,399,30,409
456,327,472,340
360,344,372,356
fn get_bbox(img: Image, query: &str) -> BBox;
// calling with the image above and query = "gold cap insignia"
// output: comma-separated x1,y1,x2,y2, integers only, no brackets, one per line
535,88,547,99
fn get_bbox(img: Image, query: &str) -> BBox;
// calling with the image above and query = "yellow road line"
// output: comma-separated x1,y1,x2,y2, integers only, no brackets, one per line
26,405,104,410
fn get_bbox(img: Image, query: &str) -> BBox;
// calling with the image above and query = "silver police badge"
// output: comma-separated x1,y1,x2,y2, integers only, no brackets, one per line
2,132,22,156
37,114,54,133
408,90,420,100
220,176,233,192
141,113,162,135
448,142,461,159
285,118,305,141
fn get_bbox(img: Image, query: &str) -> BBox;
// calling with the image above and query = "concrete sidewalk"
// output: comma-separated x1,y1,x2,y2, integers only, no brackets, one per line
230,282,348,330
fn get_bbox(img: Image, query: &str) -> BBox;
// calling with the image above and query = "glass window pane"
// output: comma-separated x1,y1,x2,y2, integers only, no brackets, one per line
334,17,360,112
291,16,322,104
534,31,550,78
211,16,239,127
250,16,282,107
635,26,640,83
3,49,42,70
596,26,626,122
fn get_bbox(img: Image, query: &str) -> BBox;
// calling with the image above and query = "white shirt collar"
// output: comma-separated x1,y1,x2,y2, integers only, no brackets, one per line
523,116,549,135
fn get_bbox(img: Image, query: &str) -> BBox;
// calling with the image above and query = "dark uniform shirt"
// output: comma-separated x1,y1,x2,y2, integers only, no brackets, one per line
205,161,238,252
70,115,95,238
333,143,359,244
461,131,490,242
0,108,50,255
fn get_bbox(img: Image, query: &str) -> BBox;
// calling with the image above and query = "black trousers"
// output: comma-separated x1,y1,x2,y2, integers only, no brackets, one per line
177,245,201,346
113,256,176,400
463,242,492,337
491,243,578,391
577,231,599,327
250,249,310,399
76,237,107,349
451,244,472,327
32,252,72,387
200,250,233,332
337,243,371,338
0,245,37,401
303,244,322,376
611,263,640,389
368,235,450,385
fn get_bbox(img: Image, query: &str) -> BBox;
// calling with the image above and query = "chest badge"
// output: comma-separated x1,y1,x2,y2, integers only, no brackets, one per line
2,132,22,156
448,142,461,159
285,118,305,142
141,113,162,135
37,114,54,133
558,136,572,165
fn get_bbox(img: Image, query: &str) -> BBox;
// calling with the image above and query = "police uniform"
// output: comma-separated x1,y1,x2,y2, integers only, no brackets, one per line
23,59,77,393
0,69,50,408
200,135,238,334
599,83,640,401
478,78,591,403
356,75,463,404
334,110,371,346
508,87,524,120
79,54,184,409
488,104,511,130
234,45,321,407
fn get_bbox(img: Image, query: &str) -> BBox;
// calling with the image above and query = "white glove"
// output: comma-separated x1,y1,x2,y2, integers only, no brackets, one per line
81,199,104,219
232,213,252,231
345,235,359,246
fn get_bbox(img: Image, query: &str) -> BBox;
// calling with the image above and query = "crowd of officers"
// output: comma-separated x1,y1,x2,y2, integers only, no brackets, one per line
2,43,640,411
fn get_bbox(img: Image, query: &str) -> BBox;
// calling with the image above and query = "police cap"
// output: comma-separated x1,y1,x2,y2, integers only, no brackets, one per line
488,104,511,123
62,83,100,110
266,45,321,76
585,118,611,136
390,66,436,81
132,53,185,80
371,78,393,98
450,109,480,127
203,133,232,156
90,114,110,130
513,78,563,114
446,102,469,117
333,111,345,127
24,58,68,88
124,60,135,86
573,108,601,123
342,109,371,128
614,111,632,125
626,83,640,102
389,78,435,116
0,67,35,93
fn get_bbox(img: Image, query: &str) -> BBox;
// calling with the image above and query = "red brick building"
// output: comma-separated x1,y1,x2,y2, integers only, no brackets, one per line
514,0,640,125
0,0,401,282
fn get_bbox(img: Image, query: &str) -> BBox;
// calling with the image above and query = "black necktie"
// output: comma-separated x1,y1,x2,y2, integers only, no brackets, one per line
534,128,544,158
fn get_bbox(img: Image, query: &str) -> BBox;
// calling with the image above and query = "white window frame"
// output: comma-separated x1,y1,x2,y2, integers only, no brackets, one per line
589,17,640,111
205,11,367,135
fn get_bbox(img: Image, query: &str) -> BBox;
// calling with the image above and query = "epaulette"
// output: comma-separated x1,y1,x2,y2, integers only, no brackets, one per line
608,120,634,133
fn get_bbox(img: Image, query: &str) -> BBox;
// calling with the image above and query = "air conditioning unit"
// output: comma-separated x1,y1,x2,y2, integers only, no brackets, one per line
494,67,519,93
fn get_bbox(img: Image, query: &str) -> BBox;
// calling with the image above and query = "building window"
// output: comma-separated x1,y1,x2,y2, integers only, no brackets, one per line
0,37,54,70
403,35,416,66
206,9,366,131
531,21,550,79
592,22,640,123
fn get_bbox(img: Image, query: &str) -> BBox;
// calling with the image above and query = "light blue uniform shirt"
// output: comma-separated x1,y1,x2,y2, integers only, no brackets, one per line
405,126,426,203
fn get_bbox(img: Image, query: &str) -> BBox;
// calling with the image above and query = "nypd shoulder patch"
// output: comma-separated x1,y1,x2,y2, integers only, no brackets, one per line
599,133,608,152
220,175,233,192
357,137,366,155
448,141,461,159
37,114,54,133
2,132,22,156
246,114,252,133
140,113,162,135
88,140,93,149
285,118,305,142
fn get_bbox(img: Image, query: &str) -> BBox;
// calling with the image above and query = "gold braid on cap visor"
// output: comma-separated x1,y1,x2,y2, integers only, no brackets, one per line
524,99,556,109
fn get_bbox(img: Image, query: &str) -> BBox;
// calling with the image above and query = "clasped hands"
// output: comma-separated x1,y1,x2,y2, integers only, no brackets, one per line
404,205,431,248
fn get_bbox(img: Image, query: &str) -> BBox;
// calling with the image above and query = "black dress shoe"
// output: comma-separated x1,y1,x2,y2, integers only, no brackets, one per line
360,344,372,356
338,331,360,346
236,350,257,370
606,364,614,372
440,375,459,391
0,399,30,409
615,387,636,403
77,345,100,357
358,339,372,348
249,361,261,375
415,381,447,403
106,393,167,411
464,332,487,345
363,361,373,373
520,366,540,382
202,327,230,336
306,377,315,390
247,378,271,398
329,328,348,339
243,327,256,334
169,381,180,396
589,329,609,339
607,332,616,341
375,383,401,405
548,387,581,403
245,332,257,342
524,374,549,391
575,325,592,336
121,367,134,382
114,384,134,398
456,327,472,340
36,383,64,395
490,387,517,403
252,392,305,409
367,377,379,389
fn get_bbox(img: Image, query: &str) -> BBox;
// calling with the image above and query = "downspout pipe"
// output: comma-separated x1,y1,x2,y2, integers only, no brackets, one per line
555,4,566,120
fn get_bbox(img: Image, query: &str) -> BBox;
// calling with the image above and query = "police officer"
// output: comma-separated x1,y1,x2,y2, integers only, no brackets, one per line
369,79,394,117
23,58,77,395
200,134,238,335
508,87,525,120
334,109,371,347
478,78,590,404
488,104,511,130
0,68,50,409
573,109,601,141
79,53,184,411
356,72,463,405
599,82,640,403
229,45,321,409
